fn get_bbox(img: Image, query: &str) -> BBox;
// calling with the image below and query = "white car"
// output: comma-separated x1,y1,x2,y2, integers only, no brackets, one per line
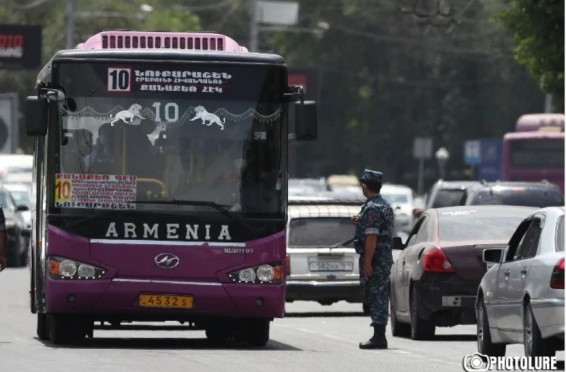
285,200,364,308
2,183,32,228
476,206,564,357
381,184,415,234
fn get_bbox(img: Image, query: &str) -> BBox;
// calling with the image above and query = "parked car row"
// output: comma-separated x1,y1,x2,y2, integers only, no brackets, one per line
0,154,33,267
390,204,564,358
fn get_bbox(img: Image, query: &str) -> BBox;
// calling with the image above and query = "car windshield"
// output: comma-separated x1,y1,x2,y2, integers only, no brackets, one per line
431,189,466,208
438,210,526,242
472,187,564,208
5,189,30,207
557,215,564,252
0,191,15,210
288,217,355,247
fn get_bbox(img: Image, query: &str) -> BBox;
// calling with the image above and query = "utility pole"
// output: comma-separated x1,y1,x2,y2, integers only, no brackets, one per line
249,0,258,52
66,0,75,49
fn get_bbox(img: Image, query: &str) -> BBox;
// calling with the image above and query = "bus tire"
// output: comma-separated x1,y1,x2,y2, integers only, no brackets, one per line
206,324,229,345
37,313,49,340
49,315,87,345
247,319,270,347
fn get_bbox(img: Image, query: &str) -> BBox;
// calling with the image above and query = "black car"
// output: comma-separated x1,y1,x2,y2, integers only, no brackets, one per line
0,186,29,267
462,181,564,208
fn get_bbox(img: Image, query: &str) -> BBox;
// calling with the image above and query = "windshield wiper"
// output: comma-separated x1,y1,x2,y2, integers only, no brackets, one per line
129,199,231,216
65,200,230,228
330,237,355,248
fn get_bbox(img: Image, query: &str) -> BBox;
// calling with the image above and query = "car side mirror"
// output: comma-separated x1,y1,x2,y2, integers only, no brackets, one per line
482,248,503,271
412,208,424,218
392,236,405,250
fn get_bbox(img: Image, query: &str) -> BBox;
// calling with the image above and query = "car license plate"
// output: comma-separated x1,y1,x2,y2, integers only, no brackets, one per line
139,294,193,309
309,261,353,272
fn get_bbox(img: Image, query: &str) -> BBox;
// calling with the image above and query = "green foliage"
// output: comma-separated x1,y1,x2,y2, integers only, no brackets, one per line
500,0,564,110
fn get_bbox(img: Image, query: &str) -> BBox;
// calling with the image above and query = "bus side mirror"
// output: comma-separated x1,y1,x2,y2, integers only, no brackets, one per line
295,100,318,141
26,96,48,136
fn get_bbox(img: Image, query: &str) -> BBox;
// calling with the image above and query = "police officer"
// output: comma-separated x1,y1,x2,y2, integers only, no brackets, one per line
353,169,395,349
0,204,7,271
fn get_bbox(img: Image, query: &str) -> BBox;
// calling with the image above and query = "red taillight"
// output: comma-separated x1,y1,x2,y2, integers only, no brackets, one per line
550,258,564,289
423,247,455,273
285,254,291,276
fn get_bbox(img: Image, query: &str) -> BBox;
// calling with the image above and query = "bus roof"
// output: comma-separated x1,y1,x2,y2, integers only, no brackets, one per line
504,131,564,140
515,113,564,132
76,30,248,53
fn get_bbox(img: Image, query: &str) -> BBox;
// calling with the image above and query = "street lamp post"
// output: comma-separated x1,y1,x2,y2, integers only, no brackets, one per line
435,147,449,180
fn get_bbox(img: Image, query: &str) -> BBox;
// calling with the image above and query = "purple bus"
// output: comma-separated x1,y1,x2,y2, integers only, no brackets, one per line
502,113,565,192
24,30,317,346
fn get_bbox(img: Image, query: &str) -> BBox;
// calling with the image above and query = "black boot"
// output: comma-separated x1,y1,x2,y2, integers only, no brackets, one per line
359,324,388,349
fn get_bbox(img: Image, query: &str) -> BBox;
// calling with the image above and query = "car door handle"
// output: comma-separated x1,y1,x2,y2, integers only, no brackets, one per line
504,271,510,279
520,269,528,277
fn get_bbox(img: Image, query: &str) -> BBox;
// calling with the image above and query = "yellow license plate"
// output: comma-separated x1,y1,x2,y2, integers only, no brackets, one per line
139,294,193,309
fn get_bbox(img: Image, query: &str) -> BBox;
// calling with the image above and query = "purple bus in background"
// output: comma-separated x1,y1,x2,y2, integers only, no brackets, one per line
24,30,317,346
502,113,565,193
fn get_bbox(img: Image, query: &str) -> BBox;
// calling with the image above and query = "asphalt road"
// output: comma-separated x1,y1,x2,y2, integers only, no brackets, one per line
0,268,563,372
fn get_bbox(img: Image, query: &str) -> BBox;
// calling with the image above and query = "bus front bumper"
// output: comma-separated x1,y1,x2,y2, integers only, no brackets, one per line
44,277,285,319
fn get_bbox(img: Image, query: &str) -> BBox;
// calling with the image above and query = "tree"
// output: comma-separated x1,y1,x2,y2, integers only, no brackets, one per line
499,0,564,111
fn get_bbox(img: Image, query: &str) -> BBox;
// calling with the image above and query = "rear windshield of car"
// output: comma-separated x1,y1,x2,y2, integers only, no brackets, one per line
431,189,466,208
557,215,564,252
289,217,355,247
382,193,409,204
471,187,564,208
438,210,525,242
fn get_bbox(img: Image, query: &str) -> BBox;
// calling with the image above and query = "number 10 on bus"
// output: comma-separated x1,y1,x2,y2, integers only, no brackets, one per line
55,179,72,202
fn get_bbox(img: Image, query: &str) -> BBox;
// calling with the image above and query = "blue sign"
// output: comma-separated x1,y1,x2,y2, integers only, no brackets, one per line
464,140,481,165
477,138,502,181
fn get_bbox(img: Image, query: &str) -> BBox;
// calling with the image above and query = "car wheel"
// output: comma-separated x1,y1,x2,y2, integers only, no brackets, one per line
390,293,411,338
410,284,435,340
246,319,270,347
36,313,49,340
477,296,506,356
524,302,554,357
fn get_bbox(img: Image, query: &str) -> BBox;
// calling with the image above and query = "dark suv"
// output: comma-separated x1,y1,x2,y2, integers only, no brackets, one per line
462,181,564,208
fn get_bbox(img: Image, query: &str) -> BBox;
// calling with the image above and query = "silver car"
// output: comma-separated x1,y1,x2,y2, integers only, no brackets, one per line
285,201,364,307
476,206,565,357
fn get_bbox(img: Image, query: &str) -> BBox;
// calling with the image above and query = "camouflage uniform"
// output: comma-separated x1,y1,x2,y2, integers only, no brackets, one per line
355,193,395,326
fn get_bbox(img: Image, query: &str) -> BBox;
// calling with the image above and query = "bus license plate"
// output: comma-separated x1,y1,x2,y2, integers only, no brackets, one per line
309,261,353,272
139,294,193,309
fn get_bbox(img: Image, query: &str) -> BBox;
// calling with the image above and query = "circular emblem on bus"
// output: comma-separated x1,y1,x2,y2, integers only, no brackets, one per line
154,253,180,269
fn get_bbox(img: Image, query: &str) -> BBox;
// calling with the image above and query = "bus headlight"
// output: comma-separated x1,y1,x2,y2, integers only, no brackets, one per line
49,256,106,280
256,265,274,282
228,263,284,284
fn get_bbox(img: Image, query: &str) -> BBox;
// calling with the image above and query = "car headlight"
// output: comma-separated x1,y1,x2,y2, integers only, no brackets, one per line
48,256,106,280
228,263,284,284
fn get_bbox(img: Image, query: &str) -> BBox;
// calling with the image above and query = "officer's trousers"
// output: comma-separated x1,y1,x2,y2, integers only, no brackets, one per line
360,260,392,326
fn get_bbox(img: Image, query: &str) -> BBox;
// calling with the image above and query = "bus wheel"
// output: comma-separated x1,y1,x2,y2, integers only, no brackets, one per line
49,315,87,345
37,313,49,340
206,325,229,345
246,319,270,347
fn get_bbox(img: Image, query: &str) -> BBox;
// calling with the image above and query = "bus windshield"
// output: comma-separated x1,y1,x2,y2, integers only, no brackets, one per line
52,62,285,216
509,138,564,169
